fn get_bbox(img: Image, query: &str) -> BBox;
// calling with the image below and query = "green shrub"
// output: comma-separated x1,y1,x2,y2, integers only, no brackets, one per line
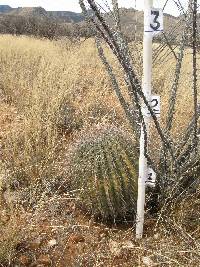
70,126,138,221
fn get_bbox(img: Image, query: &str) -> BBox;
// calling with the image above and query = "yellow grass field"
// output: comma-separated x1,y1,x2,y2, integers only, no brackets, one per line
0,35,198,182
0,35,199,266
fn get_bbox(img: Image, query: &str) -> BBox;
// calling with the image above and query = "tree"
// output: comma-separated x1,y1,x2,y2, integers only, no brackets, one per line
79,0,199,220
0,14,73,39
0,15,27,35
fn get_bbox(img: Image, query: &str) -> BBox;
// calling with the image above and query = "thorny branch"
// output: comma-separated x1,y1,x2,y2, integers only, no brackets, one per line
192,0,198,151
79,0,174,159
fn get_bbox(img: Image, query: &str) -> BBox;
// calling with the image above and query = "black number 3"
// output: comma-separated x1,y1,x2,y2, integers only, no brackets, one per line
150,10,160,31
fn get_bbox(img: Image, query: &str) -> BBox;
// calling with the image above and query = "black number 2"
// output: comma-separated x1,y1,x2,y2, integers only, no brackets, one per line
150,10,160,31
151,98,158,108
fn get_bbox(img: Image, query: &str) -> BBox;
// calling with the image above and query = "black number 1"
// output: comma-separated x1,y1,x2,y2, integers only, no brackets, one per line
150,10,160,31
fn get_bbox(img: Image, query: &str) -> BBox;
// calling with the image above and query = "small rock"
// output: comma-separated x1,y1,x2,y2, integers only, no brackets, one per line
122,241,135,249
68,234,85,244
98,228,109,239
109,240,121,256
0,210,10,223
37,255,51,266
142,256,154,267
3,189,20,205
16,241,28,252
18,255,31,265
153,233,160,240
47,239,57,247
29,238,42,250
88,217,95,228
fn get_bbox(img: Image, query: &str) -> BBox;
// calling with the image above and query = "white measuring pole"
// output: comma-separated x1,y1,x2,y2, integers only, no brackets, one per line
136,0,153,239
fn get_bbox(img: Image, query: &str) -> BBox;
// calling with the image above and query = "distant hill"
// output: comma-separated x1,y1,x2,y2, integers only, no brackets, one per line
48,11,84,23
9,7,48,17
0,4,199,42
0,5,84,23
0,4,181,27
0,5,12,13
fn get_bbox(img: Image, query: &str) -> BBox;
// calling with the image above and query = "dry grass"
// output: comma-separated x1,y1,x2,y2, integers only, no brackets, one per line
0,36,131,187
0,210,24,265
155,47,200,135
0,35,199,266
0,35,198,187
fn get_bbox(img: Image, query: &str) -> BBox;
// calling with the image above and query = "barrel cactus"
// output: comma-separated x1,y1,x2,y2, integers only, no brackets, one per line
70,126,138,221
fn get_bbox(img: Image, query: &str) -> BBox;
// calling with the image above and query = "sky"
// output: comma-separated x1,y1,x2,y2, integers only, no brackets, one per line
0,0,193,16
